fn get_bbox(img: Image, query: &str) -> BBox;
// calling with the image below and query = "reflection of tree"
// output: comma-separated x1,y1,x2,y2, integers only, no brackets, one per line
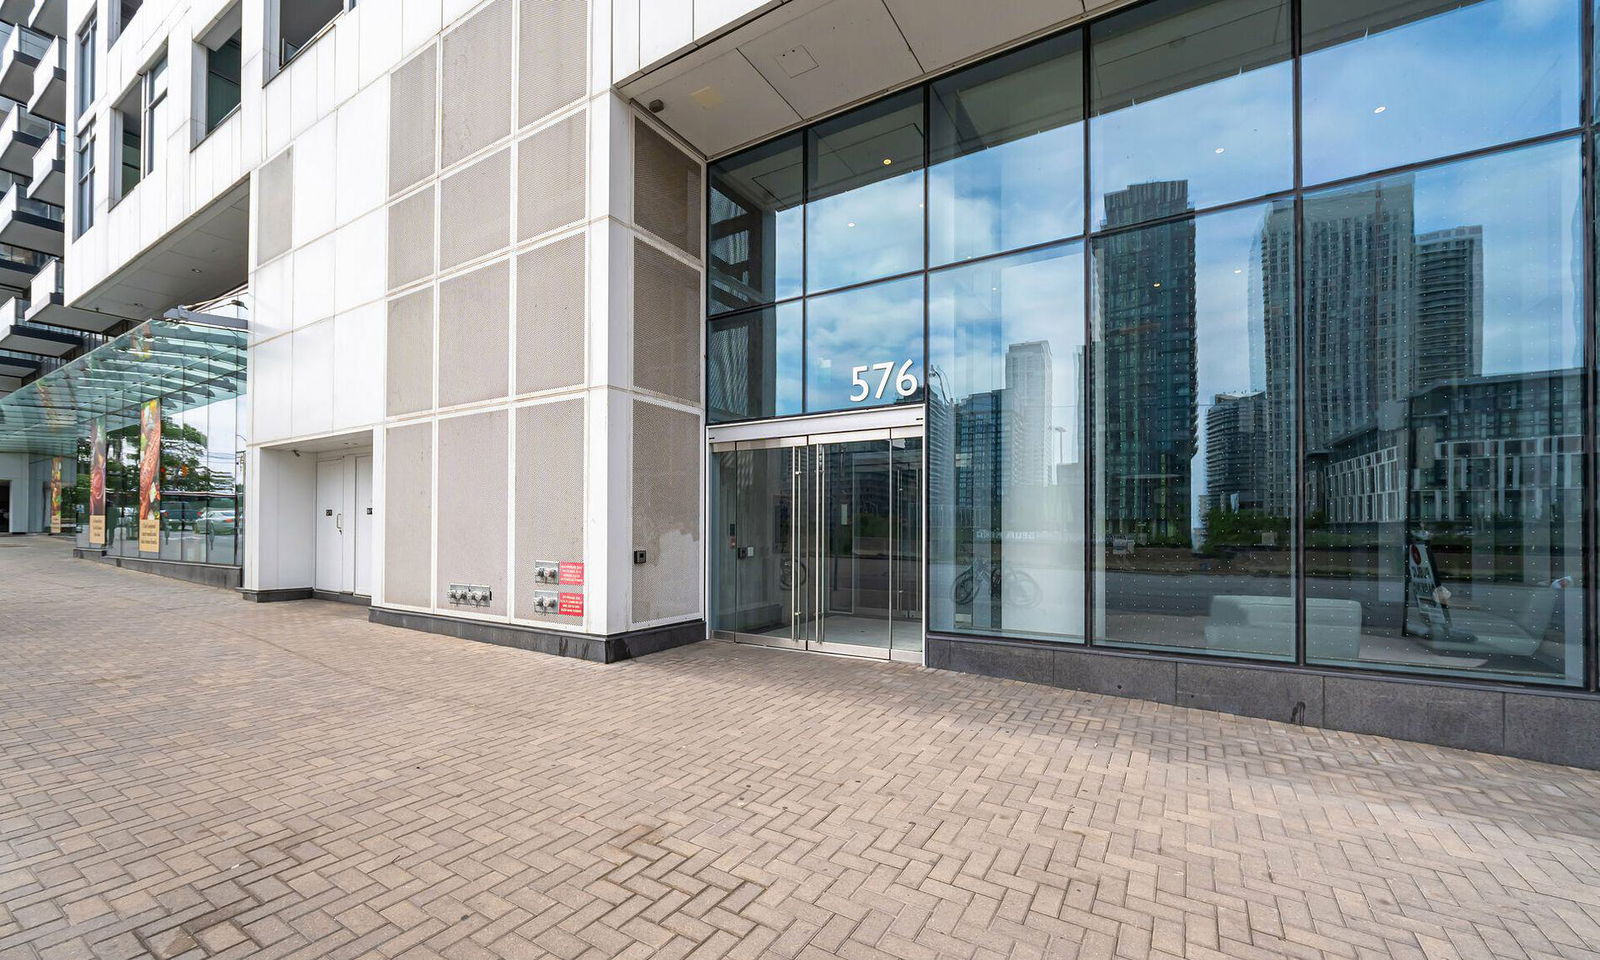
1199,507,1288,556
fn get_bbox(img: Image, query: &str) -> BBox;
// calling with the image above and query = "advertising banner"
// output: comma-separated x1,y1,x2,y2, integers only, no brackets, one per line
138,399,161,553
48,458,61,534
88,420,106,546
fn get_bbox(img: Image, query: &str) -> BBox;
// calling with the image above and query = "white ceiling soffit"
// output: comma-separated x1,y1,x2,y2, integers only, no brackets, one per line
629,0,1124,158
71,181,250,320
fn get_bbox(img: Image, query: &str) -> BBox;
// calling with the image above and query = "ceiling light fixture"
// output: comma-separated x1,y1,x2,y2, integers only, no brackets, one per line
1214,147,1225,154
882,158,893,165
1373,105,1387,114
846,221,856,228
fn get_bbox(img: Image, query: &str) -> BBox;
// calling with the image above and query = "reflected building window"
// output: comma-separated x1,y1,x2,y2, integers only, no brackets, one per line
708,133,803,314
707,303,803,423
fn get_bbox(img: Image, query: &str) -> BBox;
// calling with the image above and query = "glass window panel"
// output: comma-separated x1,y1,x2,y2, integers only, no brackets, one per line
708,133,803,314
929,32,1085,266
806,89,925,292
928,242,1087,642
707,303,803,423
1091,200,1296,659
1302,0,1580,187
805,275,924,414
1303,138,1584,685
1090,0,1293,228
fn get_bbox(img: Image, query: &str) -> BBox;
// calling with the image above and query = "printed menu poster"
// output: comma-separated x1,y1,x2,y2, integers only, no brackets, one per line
48,458,61,534
138,400,161,553
88,420,106,546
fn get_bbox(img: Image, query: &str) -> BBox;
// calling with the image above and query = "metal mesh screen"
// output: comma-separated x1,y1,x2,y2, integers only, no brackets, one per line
519,0,587,126
383,422,433,608
438,260,510,407
632,119,701,257
389,45,437,196
513,399,584,621
387,187,436,291
632,239,701,404
386,289,434,416
256,149,293,265
631,399,701,625
440,147,511,270
515,234,585,395
436,410,509,615
441,0,514,167
517,111,586,241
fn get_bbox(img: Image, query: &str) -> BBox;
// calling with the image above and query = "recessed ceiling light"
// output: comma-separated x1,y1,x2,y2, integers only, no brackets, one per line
882,158,893,166
846,221,856,228
1234,269,1242,274
1373,105,1387,114
1152,282,1162,288
1214,147,1225,154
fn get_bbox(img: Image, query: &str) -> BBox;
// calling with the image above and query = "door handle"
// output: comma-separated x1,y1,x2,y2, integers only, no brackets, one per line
336,512,343,532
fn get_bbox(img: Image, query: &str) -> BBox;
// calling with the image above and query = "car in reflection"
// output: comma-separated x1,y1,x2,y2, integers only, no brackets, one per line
195,507,237,535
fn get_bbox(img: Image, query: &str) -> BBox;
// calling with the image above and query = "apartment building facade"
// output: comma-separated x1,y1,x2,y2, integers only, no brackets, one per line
3,0,1600,768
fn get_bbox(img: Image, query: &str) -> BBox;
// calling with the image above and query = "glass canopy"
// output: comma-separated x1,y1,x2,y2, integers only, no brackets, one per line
0,318,246,456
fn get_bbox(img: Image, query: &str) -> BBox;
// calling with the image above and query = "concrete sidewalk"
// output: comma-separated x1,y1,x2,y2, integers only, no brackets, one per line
4,536,1600,960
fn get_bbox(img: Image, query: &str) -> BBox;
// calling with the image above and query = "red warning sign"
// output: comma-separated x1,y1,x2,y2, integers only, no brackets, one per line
558,562,584,586
558,592,584,616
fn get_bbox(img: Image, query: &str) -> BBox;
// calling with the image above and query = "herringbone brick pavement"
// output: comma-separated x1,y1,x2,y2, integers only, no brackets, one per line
4,538,1600,960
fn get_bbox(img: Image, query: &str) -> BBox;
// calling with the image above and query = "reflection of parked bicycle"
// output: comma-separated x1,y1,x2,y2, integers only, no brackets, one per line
779,556,808,591
952,563,1042,608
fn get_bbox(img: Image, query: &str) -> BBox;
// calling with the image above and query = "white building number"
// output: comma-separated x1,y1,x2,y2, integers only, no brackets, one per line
850,360,919,403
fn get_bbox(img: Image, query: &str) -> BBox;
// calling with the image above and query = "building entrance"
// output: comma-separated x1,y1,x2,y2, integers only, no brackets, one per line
710,426,923,661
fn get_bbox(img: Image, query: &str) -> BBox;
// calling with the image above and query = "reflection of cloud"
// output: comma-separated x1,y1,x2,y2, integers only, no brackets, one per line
929,125,1085,264
807,276,924,411
806,174,924,292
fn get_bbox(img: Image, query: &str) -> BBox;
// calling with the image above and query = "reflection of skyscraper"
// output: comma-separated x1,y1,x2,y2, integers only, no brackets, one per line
1413,226,1483,389
1003,340,1053,488
1204,391,1267,514
1251,205,1295,517
1097,181,1197,544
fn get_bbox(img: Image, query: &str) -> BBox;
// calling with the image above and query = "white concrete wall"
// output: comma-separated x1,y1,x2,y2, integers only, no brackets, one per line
610,0,773,80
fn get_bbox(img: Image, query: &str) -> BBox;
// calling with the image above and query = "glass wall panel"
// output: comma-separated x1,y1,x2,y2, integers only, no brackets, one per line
708,133,804,314
1302,0,1580,187
929,32,1084,266
928,243,1087,641
1303,138,1584,685
1089,0,1293,228
1092,201,1296,658
805,275,925,414
806,89,925,292
708,303,803,423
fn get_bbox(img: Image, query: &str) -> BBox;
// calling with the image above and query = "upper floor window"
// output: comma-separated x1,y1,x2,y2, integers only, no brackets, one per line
270,0,343,75
110,0,142,45
203,34,241,135
111,50,166,203
73,124,93,236
74,15,95,121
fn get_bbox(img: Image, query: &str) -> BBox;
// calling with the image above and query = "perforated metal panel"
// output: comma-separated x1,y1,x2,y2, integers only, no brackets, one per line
438,260,510,407
386,289,434,416
439,147,511,270
513,399,584,621
632,239,701,404
631,400,701,625
436,410,509,615
517,111,586,241
519,0,587,126
515,235,584,394
383,422,433,607
633,119,701,258
441,0,514,167
389,45,438,196
257,149,293,265
387,187,436,291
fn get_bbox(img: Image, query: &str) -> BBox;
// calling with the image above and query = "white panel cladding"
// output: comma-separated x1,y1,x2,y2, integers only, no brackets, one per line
256,148,295,264
515,232,586,395
335,76,390,225
333,302,385,430
292,114,338,243
386,287,435,417
251,334,294,443
291,234,335,328
517,110,587,241
513,398,585,622
387,186,436,290
437,258,510,407
519,0,588,126
383,421,434,608
333,207,387,314
440,0,514,166
439,146,511,270
638,0,693,67
388,43,437,196
291,318,335,437
436,409,509,615
630,398,702,626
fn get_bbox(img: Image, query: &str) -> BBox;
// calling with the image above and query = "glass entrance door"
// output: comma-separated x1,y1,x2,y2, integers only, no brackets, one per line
710,428,923,661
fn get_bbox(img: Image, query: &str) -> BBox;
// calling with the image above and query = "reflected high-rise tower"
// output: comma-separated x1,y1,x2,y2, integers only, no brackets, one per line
1003,340,1054,489
1413,226,1484,390
1096,181,1198,544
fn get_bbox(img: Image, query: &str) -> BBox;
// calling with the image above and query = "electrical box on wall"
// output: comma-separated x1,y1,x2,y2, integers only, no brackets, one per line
447,583,494,607
531,559,584,617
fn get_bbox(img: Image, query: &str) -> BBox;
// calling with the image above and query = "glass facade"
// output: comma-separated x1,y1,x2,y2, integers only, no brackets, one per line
707,0,1596,688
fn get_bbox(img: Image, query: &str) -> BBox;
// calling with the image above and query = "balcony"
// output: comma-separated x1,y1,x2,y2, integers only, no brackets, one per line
25,37,62,124
0,24,47,105
0,349,38,379
24,259,118,333
27,125,60,205
0,304,81,356
27,0,67,39
0,241,44,305
0,1,31,28
0,186,61,257
0,106,47,177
